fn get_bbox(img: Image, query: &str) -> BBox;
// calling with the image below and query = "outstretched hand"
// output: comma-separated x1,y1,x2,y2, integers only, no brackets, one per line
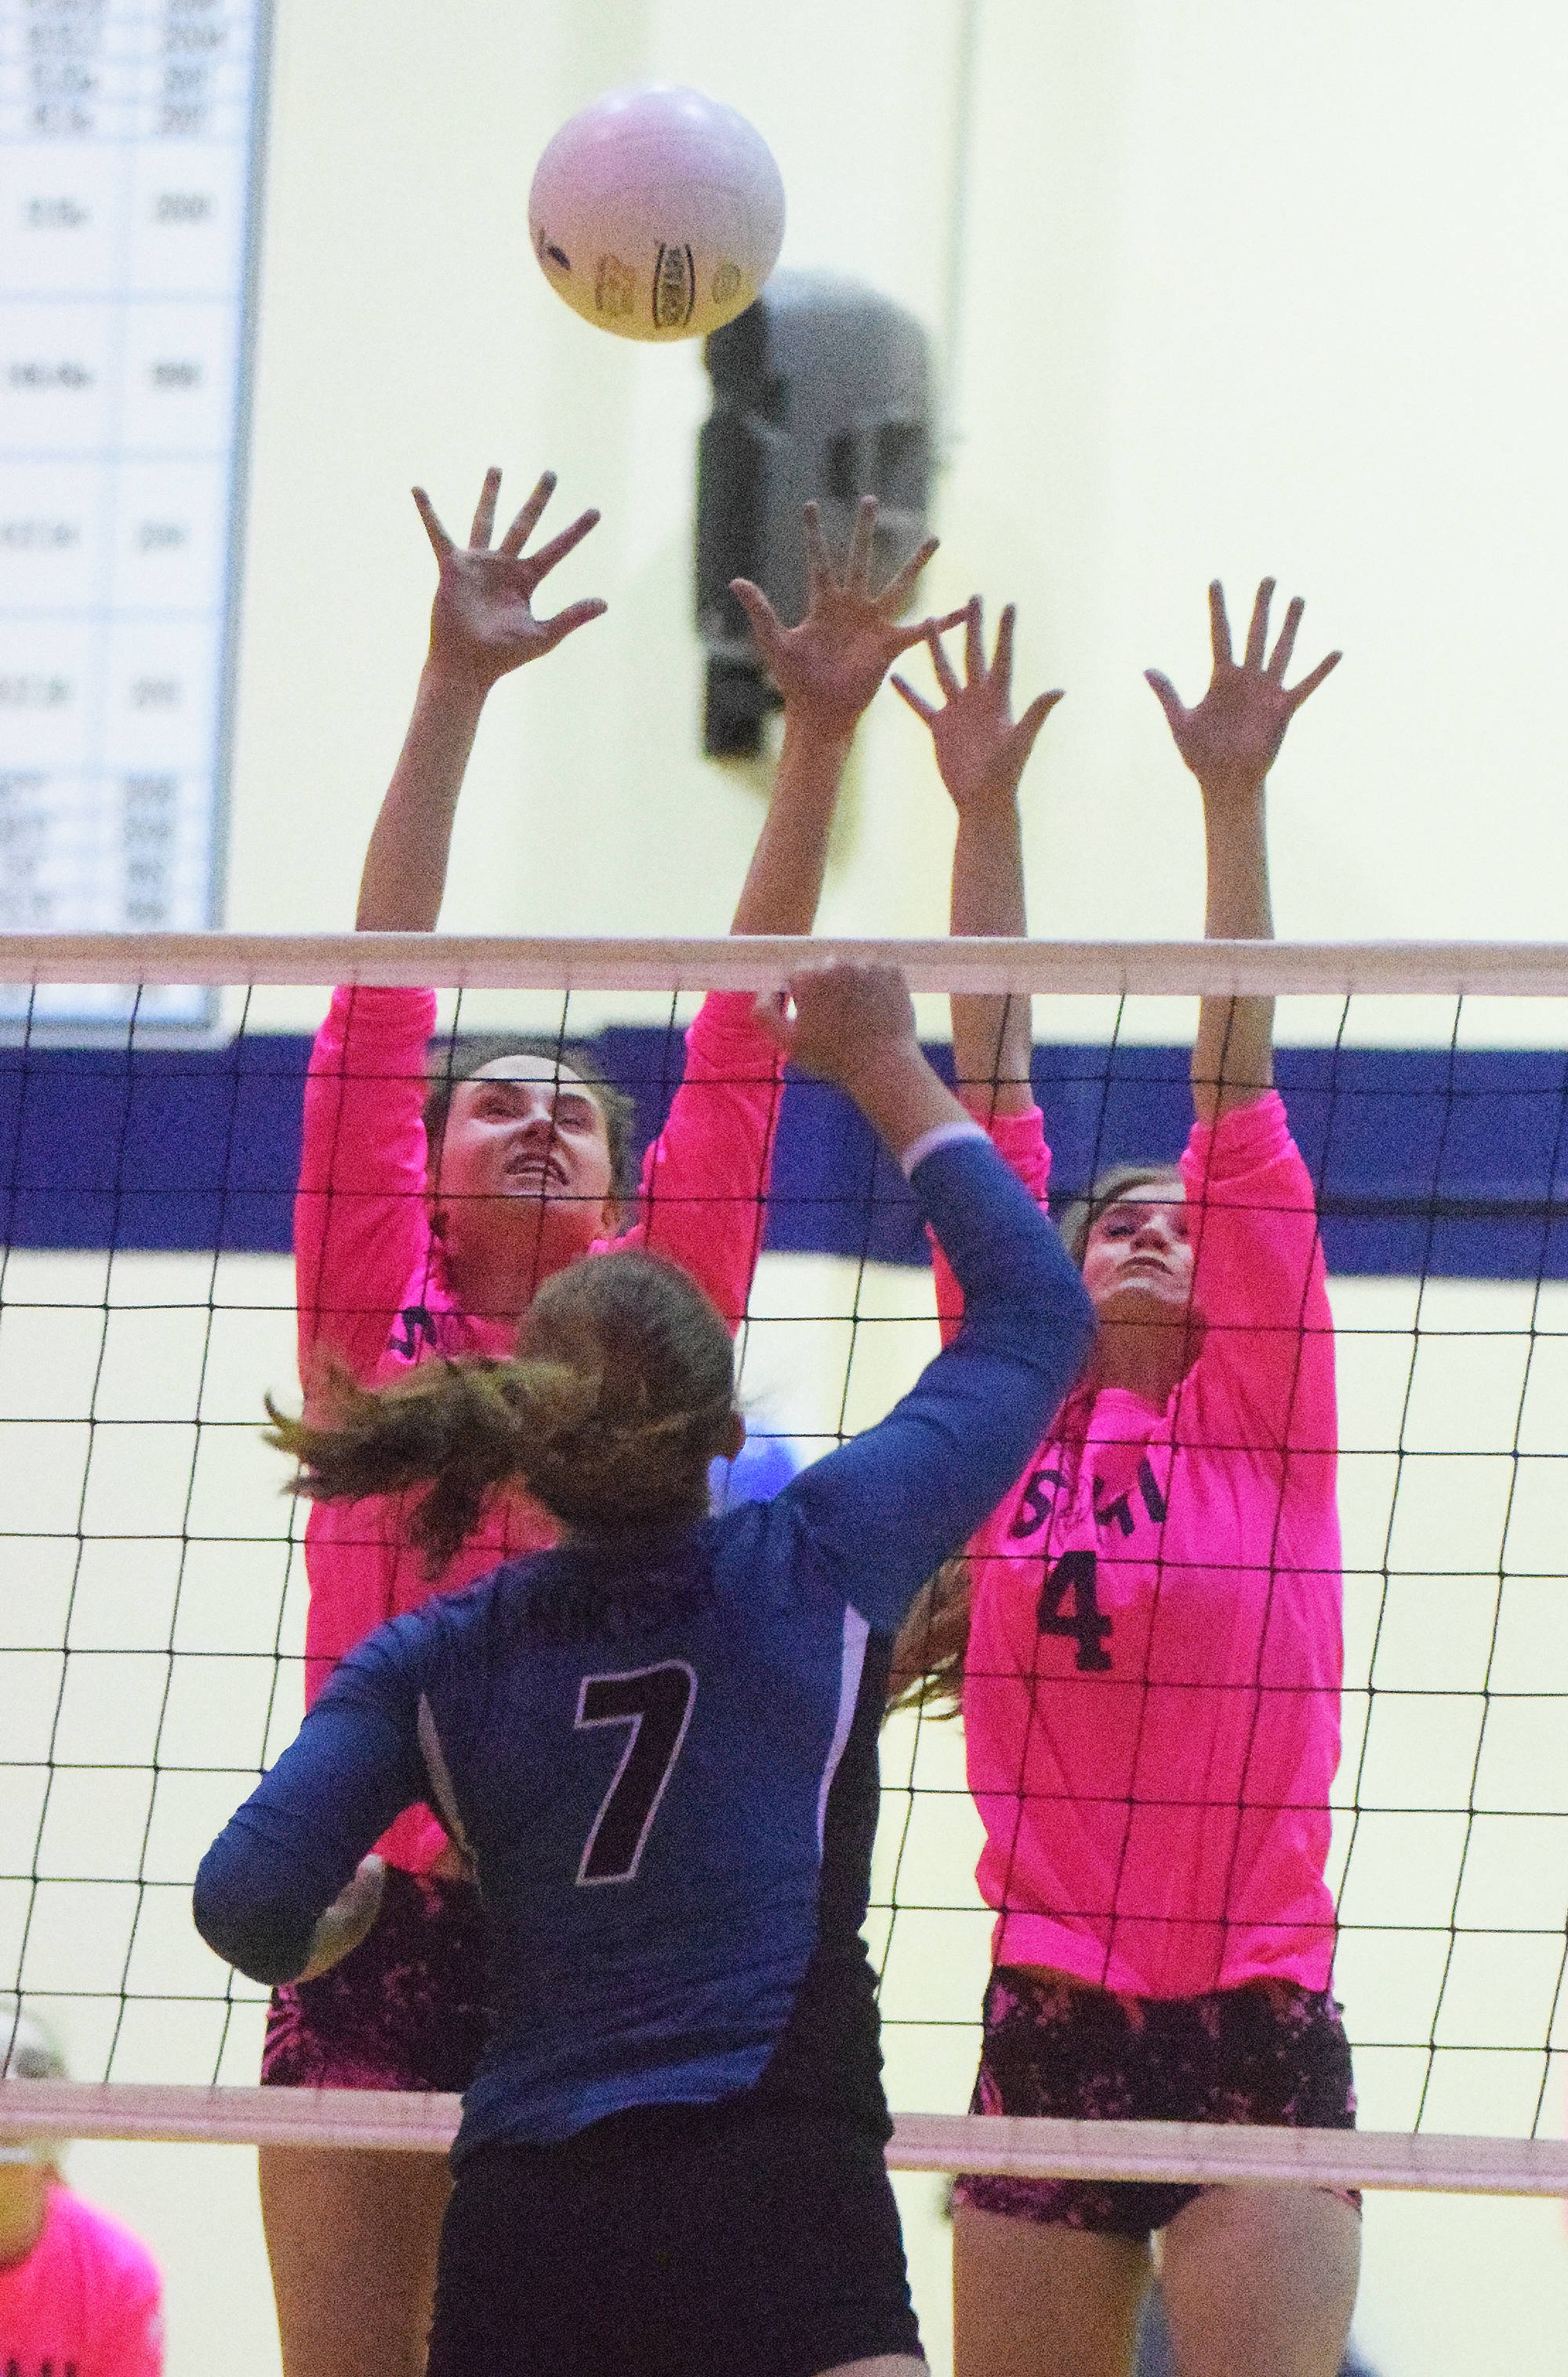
752,960,919,1091
892,597,1063,815
731,496,965,742
753,960,966,1163
413,467,608,692
1146,579,1340,801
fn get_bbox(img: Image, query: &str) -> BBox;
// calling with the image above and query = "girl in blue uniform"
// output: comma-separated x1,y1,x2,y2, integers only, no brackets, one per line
195,961,1095,2377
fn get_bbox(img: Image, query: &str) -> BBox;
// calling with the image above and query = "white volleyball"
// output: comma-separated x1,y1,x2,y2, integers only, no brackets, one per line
528,85,786,343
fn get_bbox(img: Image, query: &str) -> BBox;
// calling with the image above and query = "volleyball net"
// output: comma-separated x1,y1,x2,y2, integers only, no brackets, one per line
2,930,1568,2196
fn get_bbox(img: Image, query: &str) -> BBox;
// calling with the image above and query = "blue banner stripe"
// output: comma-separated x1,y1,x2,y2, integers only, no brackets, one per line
4,1034,1568,1276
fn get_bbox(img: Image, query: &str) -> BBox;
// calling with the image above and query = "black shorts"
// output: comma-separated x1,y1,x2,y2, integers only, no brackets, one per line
260,1864,488,2095
426,2095,923,2377
952,1967,1359,2241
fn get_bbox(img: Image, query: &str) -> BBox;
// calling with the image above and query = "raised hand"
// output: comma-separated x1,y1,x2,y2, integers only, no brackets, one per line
1145,579,1340,802
753,960,920,1090
892,596,1063,815
730,496,965,742
413,466,608,692
753,960,965,1162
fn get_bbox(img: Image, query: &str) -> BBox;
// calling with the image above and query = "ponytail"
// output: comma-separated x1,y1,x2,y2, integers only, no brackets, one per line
268,1251,737,1572
884,1556,973,1719
267,1356,593,1573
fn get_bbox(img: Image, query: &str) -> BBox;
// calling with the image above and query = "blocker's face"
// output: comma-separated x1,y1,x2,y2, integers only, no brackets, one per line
1080,1187,1193,1316
432,1055,617,1231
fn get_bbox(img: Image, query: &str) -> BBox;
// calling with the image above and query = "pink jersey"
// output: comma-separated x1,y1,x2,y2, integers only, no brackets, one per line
0,2184,164,2376
933,1091,1342,1999
295,985,781,1871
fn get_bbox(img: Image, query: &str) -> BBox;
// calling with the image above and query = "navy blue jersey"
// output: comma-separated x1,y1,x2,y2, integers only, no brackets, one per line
196,1134,1094,2154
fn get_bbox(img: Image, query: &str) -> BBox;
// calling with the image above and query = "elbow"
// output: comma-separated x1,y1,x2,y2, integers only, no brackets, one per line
193,1856,308,1990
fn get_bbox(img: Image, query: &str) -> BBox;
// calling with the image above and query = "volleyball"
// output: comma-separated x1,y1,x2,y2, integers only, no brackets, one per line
528,85,785,343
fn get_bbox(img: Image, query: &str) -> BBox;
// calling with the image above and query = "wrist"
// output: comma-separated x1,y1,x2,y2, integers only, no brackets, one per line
780,702,855,758
1196,768,1268,808
833,1031,925,1106
854,1049,968,1163
419,649,499,708
953,786,1023,835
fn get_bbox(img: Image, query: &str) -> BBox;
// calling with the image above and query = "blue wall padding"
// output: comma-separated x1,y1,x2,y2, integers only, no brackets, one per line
3,1030,1568,1278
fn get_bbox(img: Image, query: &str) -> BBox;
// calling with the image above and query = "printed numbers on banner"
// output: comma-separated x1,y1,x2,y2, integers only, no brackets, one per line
1036,1549,1113,1673
574,1661,697,1885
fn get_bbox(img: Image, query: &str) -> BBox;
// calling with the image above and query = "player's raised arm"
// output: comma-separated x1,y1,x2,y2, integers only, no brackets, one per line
753,957,971,1161
1145,576,1340,1121
354,467,607,932
894,596,1063,1115
620,503,962,1325
726,496,964,935
753,962,1094,1629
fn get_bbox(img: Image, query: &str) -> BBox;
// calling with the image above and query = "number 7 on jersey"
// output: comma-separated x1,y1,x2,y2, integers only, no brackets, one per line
574,1661,697,1885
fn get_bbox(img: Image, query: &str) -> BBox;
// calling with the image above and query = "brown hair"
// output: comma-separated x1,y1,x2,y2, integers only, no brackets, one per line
885,1557,972,1720
1055,1161,1185,1269
269,1250,736,1571
885,1160,1183,1721
423,1035,639,1203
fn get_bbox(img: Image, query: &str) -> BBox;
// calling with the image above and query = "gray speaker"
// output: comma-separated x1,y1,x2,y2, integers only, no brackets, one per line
696,270,931,755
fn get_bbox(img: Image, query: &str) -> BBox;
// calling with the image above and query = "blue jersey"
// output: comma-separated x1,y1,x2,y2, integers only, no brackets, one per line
195,1134,1094,2155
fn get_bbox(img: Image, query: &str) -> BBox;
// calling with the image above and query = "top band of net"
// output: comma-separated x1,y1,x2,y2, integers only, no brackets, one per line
5,932,1568,998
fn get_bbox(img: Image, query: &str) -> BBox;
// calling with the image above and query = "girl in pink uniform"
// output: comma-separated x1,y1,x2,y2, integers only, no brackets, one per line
0,2003,163,2377
894,584,1357,2377
262,466,959,2377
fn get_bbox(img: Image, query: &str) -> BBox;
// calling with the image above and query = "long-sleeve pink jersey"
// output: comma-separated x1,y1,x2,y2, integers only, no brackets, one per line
932,1090,1342,1999
295,984,781,1873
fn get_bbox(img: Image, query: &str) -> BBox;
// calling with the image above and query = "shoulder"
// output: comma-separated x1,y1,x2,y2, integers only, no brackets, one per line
314,982,439,1061
1182,1089,1310,1196
710,1496,801,1598
383,1557,547,1659
320,1579,500,1699
684,989,782,1067
712,1473,856,1617
49,2186,162,2301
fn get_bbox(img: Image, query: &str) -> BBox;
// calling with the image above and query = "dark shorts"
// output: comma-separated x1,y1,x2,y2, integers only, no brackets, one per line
261,1864,488,2095
952,1967,1359,2240
426,2095,923,2377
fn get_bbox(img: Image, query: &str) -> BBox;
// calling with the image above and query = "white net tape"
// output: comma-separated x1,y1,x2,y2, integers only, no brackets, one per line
0,2086,1566,2195
9,928,1568,995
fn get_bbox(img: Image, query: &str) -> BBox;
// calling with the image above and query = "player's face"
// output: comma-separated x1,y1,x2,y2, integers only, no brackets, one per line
433,1056,618,1232
1080,1187,1193,1318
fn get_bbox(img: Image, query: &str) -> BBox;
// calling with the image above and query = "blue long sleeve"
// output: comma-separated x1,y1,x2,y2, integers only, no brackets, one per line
769,1132,1095,1633
194,1627,433,1983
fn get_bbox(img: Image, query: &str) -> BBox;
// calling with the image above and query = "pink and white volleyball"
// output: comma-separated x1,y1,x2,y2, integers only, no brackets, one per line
528,85,785,343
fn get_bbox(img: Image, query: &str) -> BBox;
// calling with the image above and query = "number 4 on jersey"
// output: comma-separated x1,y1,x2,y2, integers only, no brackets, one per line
1037,1550,1113,1673
575,1661,696,1885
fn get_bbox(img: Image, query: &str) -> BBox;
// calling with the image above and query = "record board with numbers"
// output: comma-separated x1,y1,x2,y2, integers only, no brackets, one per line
0,0,270,1029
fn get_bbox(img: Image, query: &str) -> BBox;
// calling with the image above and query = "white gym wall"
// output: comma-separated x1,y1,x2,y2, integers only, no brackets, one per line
13,2,1568,2368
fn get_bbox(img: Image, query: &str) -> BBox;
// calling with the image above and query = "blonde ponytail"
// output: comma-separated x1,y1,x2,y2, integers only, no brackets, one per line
268,1250,738,1572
